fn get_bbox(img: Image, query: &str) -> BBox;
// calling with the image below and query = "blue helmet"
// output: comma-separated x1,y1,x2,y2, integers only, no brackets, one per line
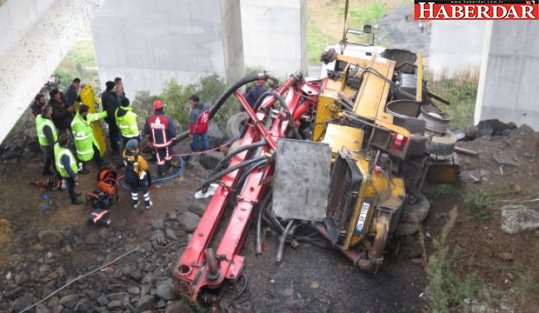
125,139,138,154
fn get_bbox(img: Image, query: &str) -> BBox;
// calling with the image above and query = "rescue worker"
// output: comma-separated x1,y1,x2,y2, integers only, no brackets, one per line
115,97,140,146
123,139,152,209
64,77,81,111
54,133,82,205
144,100,177,175
80,84,107,155
245,79,267,108
71,104,107,173
102,81,121,155
188,94,210,152
35,104,58,176
49,88,73,133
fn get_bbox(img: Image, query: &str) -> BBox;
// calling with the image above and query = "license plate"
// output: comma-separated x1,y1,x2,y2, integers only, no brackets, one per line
355,201,370,234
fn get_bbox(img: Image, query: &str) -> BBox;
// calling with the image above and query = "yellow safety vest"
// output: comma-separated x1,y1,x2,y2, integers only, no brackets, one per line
35,114,58,147
54,143,78,178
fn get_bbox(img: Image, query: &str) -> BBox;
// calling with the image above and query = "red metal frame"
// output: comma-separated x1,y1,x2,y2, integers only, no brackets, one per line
173,75,322,300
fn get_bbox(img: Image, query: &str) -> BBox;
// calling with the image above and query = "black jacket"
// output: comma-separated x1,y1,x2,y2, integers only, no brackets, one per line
102,91,119,125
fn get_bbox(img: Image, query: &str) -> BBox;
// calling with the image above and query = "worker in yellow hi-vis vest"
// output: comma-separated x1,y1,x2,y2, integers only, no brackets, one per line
80,84,107,156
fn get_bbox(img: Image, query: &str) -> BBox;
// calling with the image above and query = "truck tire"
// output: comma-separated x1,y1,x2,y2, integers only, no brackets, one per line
426,130,457,156
396,222,419,236
401,193,430,224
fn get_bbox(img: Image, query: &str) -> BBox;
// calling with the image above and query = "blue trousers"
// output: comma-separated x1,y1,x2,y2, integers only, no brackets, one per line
192,133,209,152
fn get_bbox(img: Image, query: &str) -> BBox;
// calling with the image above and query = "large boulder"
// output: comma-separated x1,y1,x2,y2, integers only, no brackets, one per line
501,205,539,234
178,211,201,232
226,112,248,139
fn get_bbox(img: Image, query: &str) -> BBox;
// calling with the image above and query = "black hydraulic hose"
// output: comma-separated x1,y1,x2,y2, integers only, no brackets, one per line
208,140,266,178
266,207,285,234
174,72,279,143
226,158,271,209
254,90,302,140
256,190,273,254
276,220,295,262
199,156,268,191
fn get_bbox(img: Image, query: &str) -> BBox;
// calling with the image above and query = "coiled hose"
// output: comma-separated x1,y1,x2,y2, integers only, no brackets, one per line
253,90,302,139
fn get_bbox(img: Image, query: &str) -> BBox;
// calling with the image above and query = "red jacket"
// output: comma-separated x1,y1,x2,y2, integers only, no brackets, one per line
188,110,210,135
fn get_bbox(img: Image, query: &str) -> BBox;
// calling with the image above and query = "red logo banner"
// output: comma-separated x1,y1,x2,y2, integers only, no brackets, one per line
415,1,539,20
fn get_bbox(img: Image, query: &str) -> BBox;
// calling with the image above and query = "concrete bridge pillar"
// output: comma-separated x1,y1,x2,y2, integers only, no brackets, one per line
240,0,307,77
91,0,244,98
0,0,105,143
474,21,539,128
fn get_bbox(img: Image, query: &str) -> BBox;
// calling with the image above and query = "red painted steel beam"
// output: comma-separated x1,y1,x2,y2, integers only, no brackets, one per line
174,76,321,301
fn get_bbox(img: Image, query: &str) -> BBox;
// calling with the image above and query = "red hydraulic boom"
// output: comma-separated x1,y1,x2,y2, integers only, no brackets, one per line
173,73,322,301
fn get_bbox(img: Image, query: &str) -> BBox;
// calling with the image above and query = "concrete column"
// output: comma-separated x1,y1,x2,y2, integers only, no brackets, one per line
0,0,106,143
240,0,307,77
474,21,539,128
219,0,245,84
0,0,56,57
91,0,244,98
428,21,487,80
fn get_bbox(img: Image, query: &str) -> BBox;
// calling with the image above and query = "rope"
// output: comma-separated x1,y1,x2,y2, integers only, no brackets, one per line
18,245,141,313
144,134,240,159
341,0,350,46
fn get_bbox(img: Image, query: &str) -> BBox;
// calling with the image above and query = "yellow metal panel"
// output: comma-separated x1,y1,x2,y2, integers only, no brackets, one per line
375,120,410,137
313,93,339,141
322,124,364,154
354,57,395,121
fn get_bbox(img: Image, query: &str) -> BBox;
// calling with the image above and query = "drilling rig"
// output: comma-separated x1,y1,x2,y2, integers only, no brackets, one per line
173,25,458,307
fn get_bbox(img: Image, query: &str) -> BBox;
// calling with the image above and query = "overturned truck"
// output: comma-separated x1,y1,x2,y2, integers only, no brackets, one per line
173,33,458,305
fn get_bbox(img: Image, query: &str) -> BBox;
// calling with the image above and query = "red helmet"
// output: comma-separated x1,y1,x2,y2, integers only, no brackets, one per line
153,100,164,110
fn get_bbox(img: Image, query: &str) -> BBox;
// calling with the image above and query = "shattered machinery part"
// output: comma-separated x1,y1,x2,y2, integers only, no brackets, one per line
426,130,457,156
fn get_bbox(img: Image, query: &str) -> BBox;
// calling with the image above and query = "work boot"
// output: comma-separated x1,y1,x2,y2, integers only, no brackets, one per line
157,165,165,176
145,200,153,210
132,199,139,209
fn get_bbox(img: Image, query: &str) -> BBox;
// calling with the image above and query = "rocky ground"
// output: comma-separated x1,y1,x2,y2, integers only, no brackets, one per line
1,122,539,313
0,136,428,313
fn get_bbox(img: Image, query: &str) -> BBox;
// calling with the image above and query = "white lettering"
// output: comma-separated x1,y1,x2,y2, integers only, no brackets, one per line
506,5,518,19
492,5,507,19
452,5,464,19
476,5,488,19
522,5,535,19
436,5,449,19
419,2,436,19
464,5,475,19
